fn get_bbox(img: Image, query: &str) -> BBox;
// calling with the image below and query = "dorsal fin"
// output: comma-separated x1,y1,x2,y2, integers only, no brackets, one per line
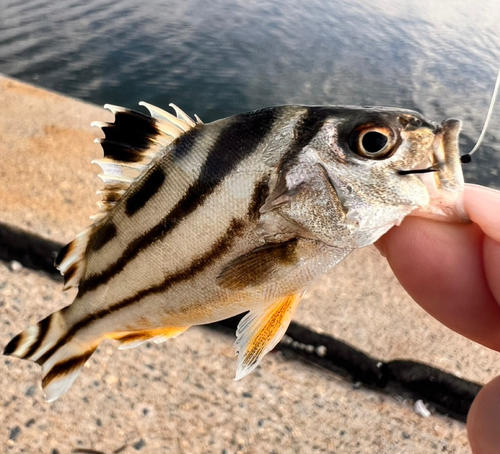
55,102,202,289
91,102,201,219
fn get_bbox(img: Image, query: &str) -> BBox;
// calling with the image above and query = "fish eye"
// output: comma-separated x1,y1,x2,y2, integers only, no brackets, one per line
349,125,396,159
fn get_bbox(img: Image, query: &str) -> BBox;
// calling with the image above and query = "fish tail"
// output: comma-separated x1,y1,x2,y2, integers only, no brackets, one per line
3,311,97,402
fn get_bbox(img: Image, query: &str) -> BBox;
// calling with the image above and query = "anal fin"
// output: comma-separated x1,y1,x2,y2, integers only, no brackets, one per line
234,291,304,380
110,326,188,350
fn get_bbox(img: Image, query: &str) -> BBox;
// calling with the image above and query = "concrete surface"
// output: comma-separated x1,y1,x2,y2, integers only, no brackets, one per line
1,75,499,453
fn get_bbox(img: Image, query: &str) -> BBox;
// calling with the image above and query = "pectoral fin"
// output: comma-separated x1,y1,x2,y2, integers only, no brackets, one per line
234,291,304,380
217,239,298,290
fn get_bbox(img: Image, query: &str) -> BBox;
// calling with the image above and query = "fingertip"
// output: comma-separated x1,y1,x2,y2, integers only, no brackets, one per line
464,184,500,244
467,376,500,454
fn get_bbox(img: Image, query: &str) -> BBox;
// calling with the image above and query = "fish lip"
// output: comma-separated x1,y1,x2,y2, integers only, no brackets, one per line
430,118,465,192
397,119,462,176
411,118,469,222
432,118,461,169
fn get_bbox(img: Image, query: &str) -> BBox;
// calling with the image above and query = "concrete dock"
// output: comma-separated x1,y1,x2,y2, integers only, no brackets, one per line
1,75,499,453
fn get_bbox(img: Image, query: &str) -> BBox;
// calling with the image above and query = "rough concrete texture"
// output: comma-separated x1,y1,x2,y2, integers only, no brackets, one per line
1,75,499,453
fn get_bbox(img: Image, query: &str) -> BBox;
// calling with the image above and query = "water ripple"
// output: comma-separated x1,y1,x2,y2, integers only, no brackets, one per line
0,0,499,187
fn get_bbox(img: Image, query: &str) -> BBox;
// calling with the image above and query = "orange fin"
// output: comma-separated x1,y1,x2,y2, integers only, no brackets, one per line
234,291,304,380
216,239,298,290
111,326,188,350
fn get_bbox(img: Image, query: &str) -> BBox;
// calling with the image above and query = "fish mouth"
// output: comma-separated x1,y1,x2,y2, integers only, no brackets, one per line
405,119,469,222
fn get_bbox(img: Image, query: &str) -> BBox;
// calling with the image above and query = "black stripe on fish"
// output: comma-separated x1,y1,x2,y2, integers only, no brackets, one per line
285,107,333,163
170,122,204,161
264,108,332,203
247,176,270,222
41,348,96,389
78,108,278,297
37,218,247,365
196,108,277,185
63,264,79,287
3,332,22,356
125,167,166,216
54,242,71,269
90,223,118,252
23,314,52,359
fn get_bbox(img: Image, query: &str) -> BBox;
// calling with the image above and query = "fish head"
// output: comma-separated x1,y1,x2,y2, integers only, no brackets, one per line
268,106,468,248
322,107,468,244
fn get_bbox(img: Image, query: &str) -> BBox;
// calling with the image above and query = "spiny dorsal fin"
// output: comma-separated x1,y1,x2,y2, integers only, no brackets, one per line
55,102,202,289
91,102,202,218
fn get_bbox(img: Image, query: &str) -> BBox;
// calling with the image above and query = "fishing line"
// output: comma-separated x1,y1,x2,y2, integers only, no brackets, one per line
461,61,500,163
398,166,438,176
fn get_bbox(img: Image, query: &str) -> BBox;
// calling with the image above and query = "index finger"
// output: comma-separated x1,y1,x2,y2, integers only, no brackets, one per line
376,184,500,351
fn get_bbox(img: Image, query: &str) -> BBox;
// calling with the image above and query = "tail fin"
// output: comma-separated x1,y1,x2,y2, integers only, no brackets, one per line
3,311,97,402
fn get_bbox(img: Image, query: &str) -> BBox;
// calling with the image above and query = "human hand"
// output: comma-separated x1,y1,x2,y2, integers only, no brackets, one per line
376,184,500,454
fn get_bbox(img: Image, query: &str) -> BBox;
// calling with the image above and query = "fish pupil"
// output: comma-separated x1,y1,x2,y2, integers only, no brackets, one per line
362,131,388,153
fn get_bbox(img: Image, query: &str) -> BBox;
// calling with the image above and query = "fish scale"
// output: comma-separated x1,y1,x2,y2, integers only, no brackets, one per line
4,102,467,402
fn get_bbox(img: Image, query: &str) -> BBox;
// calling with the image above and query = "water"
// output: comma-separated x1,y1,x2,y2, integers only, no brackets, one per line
1,0,499,187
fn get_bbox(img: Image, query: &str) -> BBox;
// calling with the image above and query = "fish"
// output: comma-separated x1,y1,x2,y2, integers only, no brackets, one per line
3,102,468,402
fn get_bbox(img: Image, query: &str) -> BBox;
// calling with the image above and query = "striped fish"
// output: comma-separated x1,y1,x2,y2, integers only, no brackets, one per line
4,102,467,401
